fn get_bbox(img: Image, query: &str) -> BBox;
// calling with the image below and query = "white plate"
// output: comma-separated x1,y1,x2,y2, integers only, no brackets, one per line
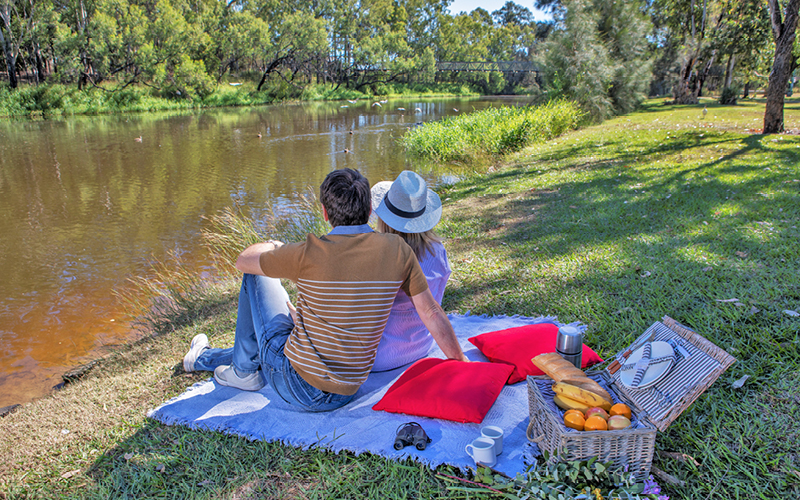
619,341,675,390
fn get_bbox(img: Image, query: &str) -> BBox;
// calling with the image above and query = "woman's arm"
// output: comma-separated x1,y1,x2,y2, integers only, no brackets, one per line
409,288,468,362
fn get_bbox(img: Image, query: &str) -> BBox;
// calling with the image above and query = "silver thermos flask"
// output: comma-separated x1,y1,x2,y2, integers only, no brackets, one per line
556,325,583,369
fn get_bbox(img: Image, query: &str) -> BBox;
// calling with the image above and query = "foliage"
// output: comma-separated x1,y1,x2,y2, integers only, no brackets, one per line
442,457,665,499
1,0,544,101
402,100,582,163
537,0,652,121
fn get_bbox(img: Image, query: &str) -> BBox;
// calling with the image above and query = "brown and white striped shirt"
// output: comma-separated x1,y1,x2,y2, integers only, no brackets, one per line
259,228,428,395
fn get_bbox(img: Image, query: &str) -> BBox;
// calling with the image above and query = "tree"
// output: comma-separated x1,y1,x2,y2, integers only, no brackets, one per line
0,0,23,88
764,0,800,133
256,12,327,91
538,0,652,120
713,0,770,95
539,0,615,120
662,0,722,104
492,1,533,26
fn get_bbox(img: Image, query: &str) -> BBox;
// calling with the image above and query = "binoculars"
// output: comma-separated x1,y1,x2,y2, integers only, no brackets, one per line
393,422,431,451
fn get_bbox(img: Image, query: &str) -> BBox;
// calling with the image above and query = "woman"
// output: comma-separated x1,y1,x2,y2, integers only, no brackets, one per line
370,170,452,371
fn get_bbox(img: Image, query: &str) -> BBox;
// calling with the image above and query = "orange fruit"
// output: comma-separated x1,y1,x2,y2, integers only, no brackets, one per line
584,415,608,431
563,412,585,431
564,409,585,420
609,403,632,420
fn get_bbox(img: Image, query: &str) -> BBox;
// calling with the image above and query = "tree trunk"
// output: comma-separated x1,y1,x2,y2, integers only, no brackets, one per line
0,5,17,89
35,43,45,82
673,57,699,104
743,81,750,97
764,0,800,134
724,53,735,88
696,50,716,98
257,52,292,91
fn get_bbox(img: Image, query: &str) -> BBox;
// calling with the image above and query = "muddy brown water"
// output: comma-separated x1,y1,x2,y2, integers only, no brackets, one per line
0,96,532,407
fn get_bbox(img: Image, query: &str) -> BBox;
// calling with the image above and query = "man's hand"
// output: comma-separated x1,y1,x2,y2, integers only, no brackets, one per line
409,288,468,362
235,240,283,276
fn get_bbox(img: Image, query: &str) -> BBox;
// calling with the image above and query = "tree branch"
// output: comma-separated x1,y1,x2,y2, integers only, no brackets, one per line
768,0,783,40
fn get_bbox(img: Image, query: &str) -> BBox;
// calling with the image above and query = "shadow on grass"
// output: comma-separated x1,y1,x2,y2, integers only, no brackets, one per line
85,418,458,499
439,124,800,498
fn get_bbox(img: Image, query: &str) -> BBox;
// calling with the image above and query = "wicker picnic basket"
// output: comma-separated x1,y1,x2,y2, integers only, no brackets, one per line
527,316,736,481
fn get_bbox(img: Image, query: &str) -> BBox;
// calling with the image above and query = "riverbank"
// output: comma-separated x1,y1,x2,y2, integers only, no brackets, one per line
1,98,799,498
0,81,479,117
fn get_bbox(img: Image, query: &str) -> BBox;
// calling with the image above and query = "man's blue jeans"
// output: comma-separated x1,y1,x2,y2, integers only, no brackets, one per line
193,274,354,412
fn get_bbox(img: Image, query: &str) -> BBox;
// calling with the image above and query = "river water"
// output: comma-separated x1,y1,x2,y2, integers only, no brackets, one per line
0,96,531,407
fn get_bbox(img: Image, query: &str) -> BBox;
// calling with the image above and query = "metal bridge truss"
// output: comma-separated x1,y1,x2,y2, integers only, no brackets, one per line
436,61,538,73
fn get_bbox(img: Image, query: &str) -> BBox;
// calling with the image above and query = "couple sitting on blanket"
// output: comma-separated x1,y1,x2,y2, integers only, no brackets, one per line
183,168,467,412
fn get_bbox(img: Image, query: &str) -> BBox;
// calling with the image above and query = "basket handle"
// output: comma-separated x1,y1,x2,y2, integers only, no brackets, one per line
526,420,544,444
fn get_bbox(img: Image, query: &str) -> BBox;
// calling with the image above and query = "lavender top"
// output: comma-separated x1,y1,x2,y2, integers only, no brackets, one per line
371,241,451,372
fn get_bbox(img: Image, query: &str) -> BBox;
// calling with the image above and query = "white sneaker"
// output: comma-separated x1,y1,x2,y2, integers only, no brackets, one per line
214,365,264,391
183,334,209,373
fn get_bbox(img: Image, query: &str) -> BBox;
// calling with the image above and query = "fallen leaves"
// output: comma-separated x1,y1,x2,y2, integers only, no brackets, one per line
61,469,81,479
735,251,748,258
658,451,701,467
784,310,800,317
731,375,750,389
651,466,686,488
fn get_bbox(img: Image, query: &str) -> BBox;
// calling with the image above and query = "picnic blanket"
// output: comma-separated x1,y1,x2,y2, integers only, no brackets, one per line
147,314,583,476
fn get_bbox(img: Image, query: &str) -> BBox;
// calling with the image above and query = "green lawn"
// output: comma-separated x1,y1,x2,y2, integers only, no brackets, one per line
1,97,798,499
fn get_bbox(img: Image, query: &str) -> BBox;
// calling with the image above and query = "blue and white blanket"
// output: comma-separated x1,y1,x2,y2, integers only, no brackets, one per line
147,314,581,476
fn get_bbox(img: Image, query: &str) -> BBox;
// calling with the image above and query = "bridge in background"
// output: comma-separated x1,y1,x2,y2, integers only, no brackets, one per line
436,61,539,74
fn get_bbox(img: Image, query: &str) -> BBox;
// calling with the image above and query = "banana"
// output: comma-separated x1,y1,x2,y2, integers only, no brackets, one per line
560,378,614,406
552,382,613,411
552,393,591,413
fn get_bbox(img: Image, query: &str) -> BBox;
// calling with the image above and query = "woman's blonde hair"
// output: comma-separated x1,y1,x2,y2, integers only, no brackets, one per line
377,218,441,259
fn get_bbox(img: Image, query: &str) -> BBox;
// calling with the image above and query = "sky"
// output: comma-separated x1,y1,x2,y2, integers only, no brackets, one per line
446,0,553,21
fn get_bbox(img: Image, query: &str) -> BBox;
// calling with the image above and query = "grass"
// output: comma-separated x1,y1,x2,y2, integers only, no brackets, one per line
1,96,799,498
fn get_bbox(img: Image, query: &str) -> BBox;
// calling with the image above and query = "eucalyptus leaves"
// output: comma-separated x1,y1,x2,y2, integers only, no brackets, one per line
440,455,667,500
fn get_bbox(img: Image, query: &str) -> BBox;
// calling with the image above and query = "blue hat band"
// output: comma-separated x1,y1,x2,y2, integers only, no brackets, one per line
384,196,426,219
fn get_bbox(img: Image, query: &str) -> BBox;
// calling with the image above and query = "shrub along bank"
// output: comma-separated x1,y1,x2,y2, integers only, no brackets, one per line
0,98,799,499
402,100,582,164
0,81,478,118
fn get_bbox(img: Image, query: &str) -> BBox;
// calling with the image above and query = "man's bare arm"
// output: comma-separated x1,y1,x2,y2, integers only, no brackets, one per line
235,240,283,276
409,288,468,362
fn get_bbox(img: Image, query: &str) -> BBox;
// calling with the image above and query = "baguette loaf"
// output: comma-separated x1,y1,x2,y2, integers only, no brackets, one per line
532,352,613,404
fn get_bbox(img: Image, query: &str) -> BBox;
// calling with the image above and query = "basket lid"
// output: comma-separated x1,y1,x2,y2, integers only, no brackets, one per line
604,316,736,432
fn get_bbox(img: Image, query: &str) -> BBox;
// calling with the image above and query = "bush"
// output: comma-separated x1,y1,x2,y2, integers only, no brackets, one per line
720,86,739,105
402,100,583,164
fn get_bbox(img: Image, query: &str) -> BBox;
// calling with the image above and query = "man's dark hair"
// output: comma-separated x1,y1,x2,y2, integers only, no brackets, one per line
319,168,371,227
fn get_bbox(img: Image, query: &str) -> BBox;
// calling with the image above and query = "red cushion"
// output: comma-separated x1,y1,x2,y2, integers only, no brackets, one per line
468,323,604,384
372,358,514,423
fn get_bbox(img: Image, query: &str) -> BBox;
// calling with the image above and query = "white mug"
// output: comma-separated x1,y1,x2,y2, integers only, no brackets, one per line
481,425,504,455
465,437,496,467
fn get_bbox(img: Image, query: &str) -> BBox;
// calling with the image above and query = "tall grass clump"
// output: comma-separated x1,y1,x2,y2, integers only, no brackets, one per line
202,189,328,274
116,190,328,332
402,100,582,164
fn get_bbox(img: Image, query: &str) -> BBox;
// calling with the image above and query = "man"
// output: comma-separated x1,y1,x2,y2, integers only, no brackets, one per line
183,168,467,411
